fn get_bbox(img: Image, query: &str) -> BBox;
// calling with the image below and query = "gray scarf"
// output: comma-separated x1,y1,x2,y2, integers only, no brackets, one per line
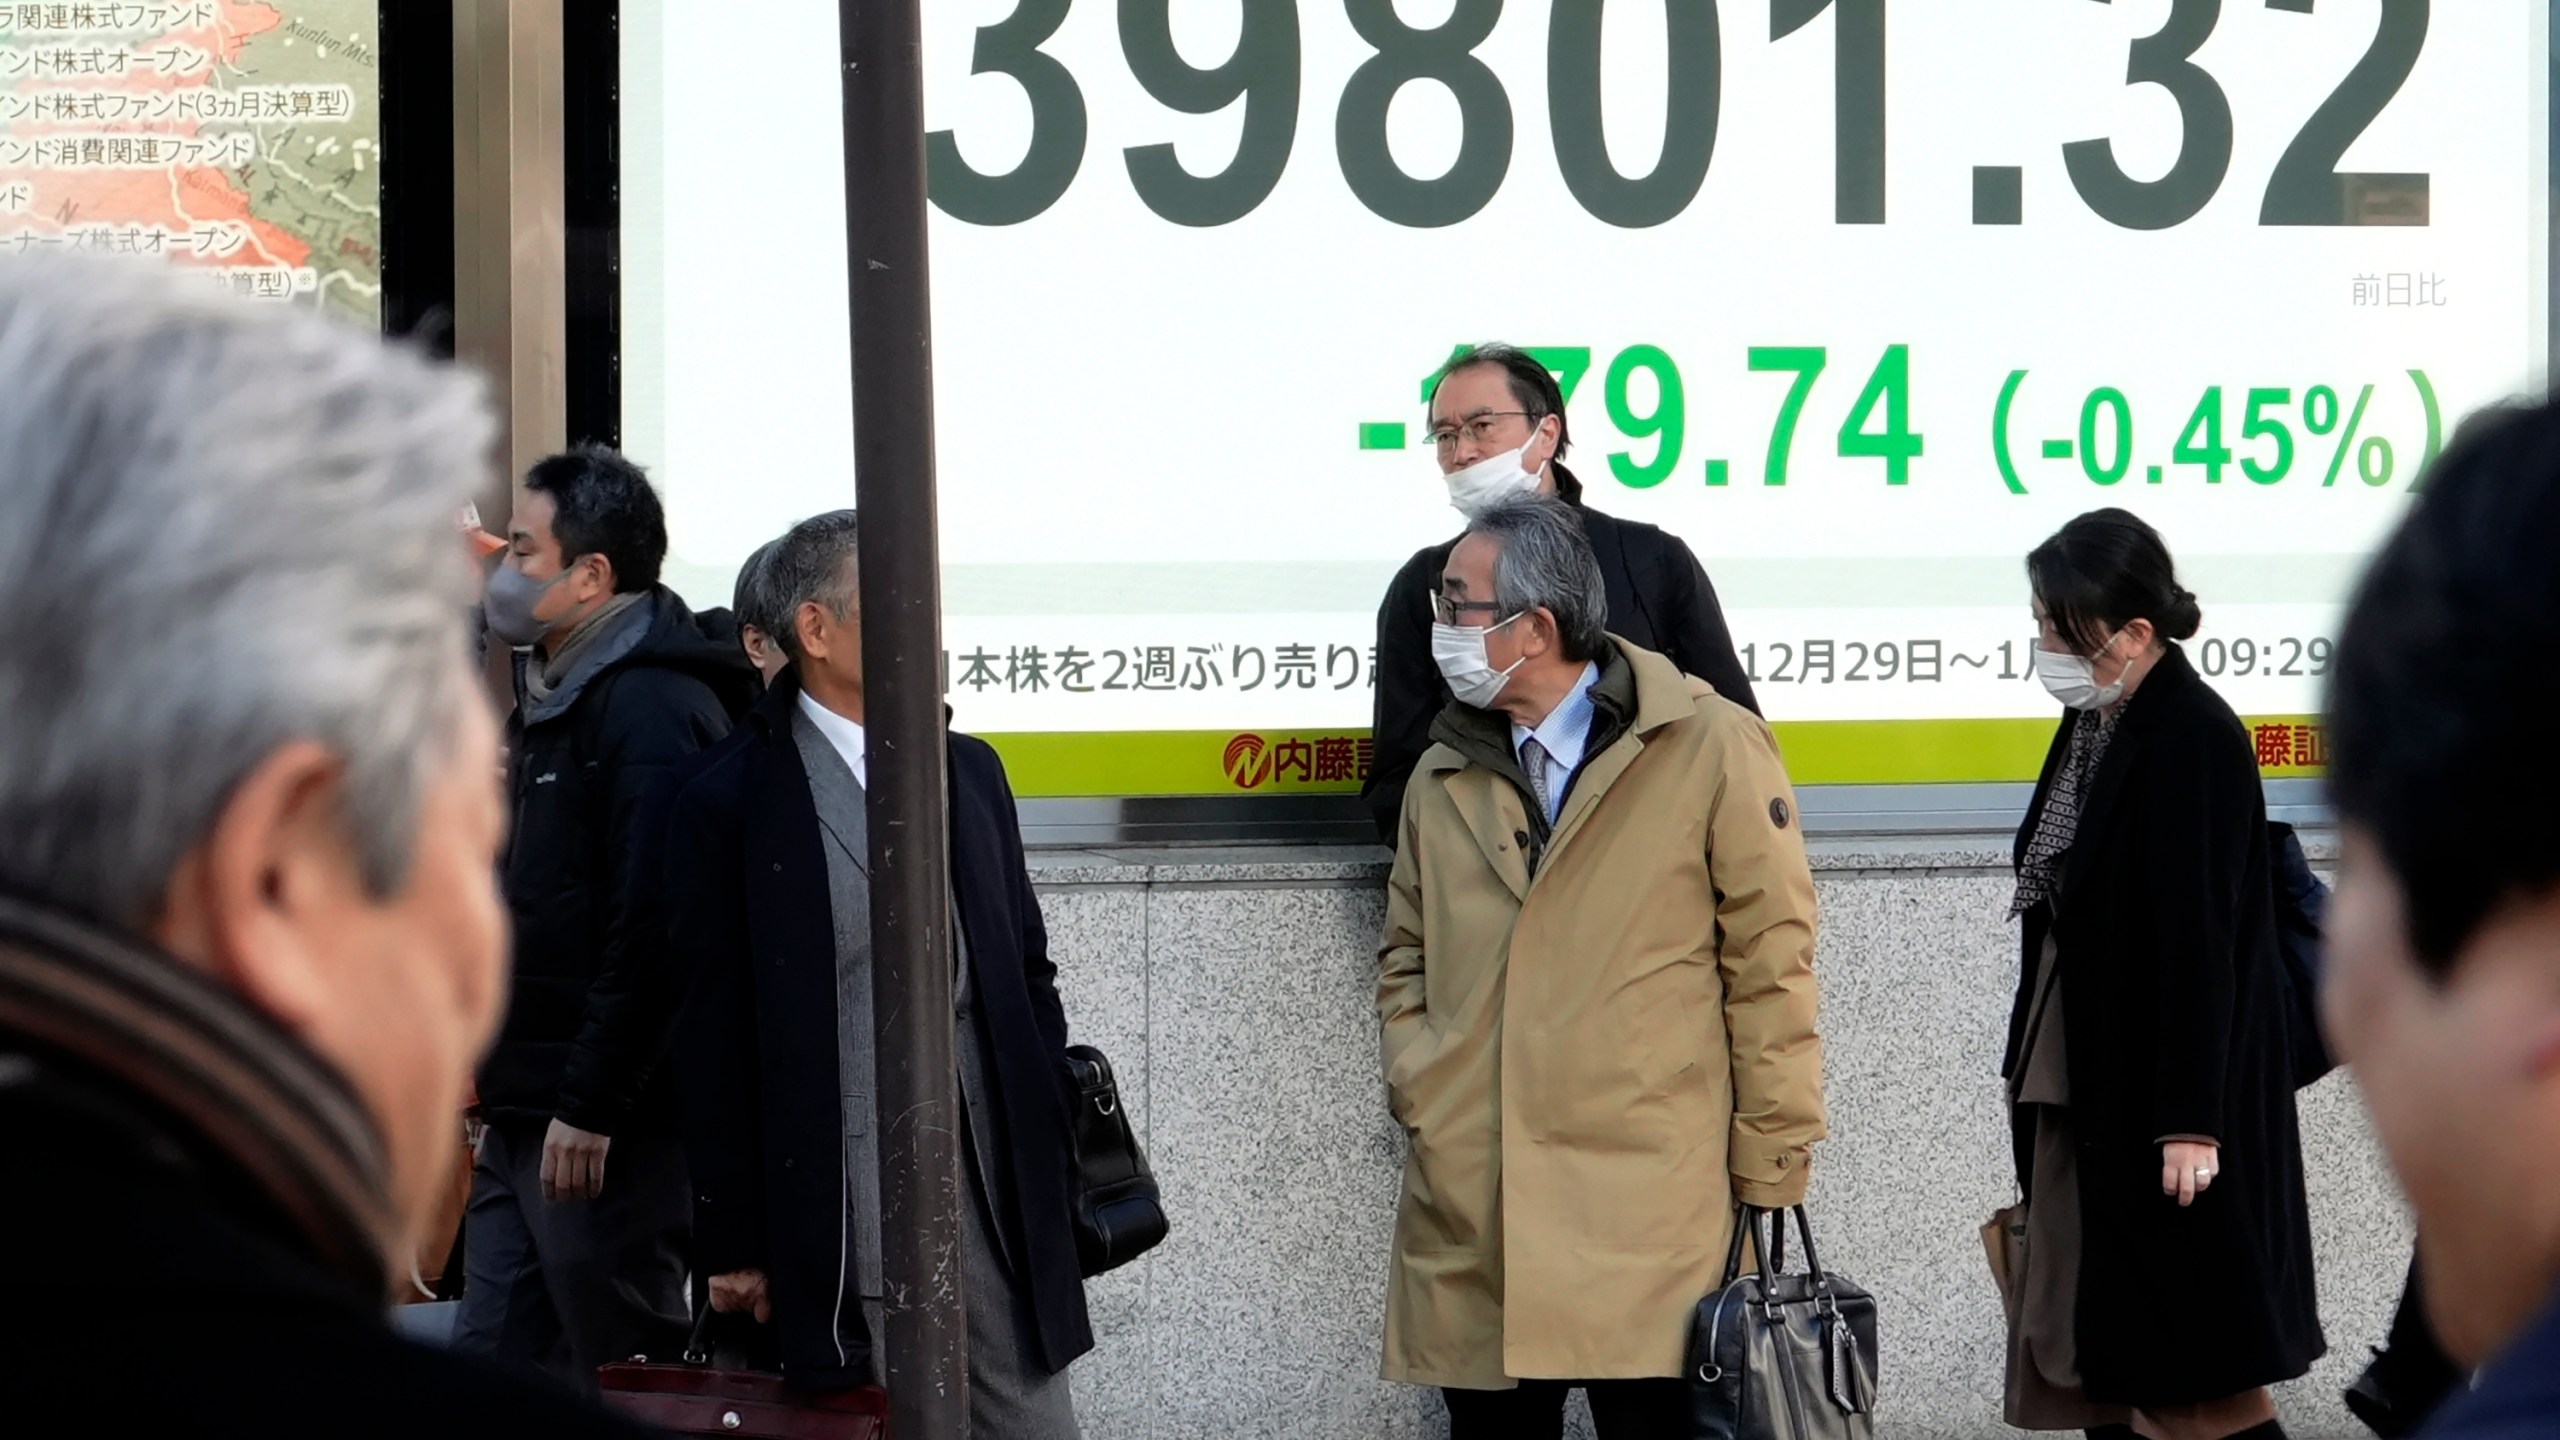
523,590,646,709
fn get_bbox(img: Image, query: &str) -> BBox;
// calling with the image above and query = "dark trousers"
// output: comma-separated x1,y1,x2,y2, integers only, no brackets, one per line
1443,1379,1687,1440
451,1118,691,1389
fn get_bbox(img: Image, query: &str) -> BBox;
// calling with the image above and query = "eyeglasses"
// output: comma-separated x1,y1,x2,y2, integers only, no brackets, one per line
1430,591,1504,626
1428,411,1538,456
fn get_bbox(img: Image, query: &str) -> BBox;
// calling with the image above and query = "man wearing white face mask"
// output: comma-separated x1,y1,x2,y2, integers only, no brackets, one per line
1375,496,1824,1439
1364,343,1759,844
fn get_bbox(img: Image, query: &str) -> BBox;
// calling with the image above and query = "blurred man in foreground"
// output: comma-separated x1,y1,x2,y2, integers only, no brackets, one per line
0,261,649,1435
2326,397,2560,1438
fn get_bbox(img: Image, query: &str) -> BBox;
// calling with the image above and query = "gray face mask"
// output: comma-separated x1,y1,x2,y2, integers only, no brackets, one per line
483,561,571,648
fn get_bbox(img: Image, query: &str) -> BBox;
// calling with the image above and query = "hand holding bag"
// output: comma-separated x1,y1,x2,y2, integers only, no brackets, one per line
1065,1043,1169,1276
1685,1205,1879,1440
597,1306,886,1438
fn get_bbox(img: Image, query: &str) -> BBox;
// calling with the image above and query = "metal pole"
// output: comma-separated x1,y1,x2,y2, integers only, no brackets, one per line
837,2,967,1436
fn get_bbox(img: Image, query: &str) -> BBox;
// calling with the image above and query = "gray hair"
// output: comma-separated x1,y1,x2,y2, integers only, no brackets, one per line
1466,497,1609,662
767,509,859,664
0,260,494,929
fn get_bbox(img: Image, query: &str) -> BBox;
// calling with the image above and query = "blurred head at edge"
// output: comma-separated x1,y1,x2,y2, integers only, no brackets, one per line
2327,395,2560,1368
0,258,507,1270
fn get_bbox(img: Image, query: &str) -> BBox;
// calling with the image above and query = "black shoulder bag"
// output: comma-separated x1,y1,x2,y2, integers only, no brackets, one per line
1685,1205,1878,1440
2267,820,2337,1090
1064,1044,1168,1276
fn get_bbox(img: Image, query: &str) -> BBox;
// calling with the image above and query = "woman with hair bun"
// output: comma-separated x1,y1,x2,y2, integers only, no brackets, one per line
1996,508,2325,1440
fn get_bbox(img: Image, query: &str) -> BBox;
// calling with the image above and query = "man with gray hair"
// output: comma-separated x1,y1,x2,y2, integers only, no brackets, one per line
0,260,649,1434
668,510,1095,1433
1375,496,1827,1438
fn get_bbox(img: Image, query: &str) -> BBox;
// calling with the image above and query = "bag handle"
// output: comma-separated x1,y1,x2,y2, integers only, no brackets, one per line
1787,1204,1846,1318
1786,1206,1825,1282
1720,1204,1758,1285
681,1295,717,1366
1721,1205,1795,1286
1724,1205,1837,1294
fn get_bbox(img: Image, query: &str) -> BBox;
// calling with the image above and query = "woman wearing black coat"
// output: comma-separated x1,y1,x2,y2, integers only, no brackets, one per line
2000,509,2325,1439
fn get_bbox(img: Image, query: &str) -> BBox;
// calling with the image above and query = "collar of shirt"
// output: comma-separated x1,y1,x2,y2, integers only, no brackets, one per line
797,689,867,789
1511,662,1602,785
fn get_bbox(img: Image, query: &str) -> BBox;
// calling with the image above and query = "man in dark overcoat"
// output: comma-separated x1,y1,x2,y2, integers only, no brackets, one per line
667,511,1093,1437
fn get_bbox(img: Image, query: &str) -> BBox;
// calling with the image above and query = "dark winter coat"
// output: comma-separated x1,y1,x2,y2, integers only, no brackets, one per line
0,896,654,1439
665,673,1095,1389
2427,1294,2560,1438
2004,644,2327,1406
1363,463,1758,843
481,587,756,1136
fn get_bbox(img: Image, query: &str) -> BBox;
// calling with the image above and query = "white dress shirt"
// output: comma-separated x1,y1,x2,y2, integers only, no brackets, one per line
798,690,868,790
1510,662,1601,824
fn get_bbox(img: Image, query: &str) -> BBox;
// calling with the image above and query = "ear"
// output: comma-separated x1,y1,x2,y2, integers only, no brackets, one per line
2121,616,2158,652
153,741,362,1038
578,552,617,604
2523,1014,2560,1082
795,600,829,663
1531,414,1561,466
1524,607,1561,659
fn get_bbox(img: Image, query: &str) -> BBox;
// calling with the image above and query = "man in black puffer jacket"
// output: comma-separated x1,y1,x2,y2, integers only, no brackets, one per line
1364,344,1760,844
460,445,756,1387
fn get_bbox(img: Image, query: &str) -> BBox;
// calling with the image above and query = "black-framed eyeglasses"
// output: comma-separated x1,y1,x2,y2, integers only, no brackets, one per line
1430,591,1504,626
1428,411,1538,455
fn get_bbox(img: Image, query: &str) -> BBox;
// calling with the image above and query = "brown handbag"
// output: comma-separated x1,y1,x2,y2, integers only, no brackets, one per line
596,1309,886,1439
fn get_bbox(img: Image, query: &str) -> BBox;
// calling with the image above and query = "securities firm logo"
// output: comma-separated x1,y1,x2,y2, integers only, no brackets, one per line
1221,732,1375,791
1223,733,1275,789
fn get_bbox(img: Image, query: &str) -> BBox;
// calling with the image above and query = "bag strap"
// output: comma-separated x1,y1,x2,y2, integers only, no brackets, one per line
681,1296,716,1366
1720,1204,1755,1285
1789,1205,1847,1318
1723,1204,1798,1286
1749,1207,1783,1317
1727,1205,1839,1285
1787,1205,1825,1281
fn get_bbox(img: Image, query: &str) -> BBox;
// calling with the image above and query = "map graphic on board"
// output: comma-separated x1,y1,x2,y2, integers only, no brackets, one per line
0,2,382,326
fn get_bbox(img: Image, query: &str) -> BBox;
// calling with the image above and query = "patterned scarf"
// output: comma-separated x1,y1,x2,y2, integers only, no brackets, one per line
2010,700,2131,918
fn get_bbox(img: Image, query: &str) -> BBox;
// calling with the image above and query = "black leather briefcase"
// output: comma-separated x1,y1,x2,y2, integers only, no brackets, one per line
1064,1044,1168,1276
1686,1205,1879,1440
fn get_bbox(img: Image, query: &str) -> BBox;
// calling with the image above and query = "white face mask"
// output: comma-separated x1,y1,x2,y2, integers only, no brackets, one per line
2035,629,2127,711
1441,432,1548,516
1432,611,1527,709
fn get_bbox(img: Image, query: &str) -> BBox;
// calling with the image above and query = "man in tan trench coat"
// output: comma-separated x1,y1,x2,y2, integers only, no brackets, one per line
1377,496,1827,1439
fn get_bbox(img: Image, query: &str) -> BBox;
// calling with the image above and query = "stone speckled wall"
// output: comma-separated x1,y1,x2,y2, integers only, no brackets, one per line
1031,842,2403,1440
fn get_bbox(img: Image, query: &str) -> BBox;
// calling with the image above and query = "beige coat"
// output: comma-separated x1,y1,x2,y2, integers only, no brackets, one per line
1378,638,1826,1389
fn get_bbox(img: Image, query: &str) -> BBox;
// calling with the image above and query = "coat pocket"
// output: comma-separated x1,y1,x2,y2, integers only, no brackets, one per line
1384,1018,1450,1129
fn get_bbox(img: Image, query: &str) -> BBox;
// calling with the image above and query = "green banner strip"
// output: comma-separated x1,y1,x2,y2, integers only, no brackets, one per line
981,716,2331,798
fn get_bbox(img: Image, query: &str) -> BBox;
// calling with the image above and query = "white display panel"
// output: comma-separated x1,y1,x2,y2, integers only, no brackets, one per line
623,0,2547,795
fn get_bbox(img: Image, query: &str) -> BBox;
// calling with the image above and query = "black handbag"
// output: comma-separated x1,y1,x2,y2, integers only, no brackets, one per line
1064,1043,1167,1276
2268,820,2338,1090
1685,1205,1878,1440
